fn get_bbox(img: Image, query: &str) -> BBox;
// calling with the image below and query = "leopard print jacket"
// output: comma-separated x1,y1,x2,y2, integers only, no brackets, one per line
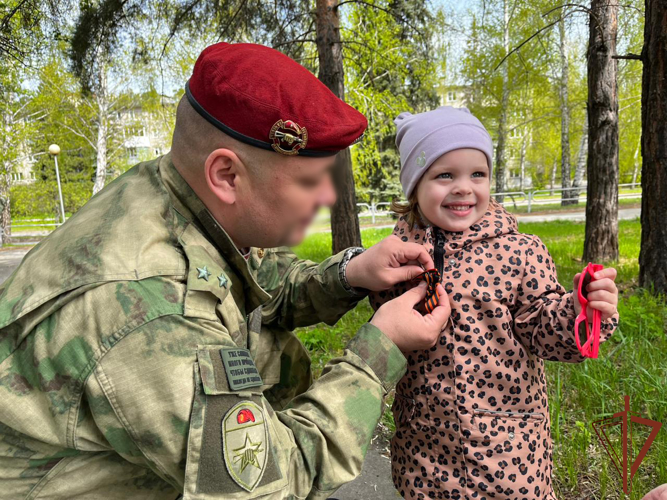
369,200,619,500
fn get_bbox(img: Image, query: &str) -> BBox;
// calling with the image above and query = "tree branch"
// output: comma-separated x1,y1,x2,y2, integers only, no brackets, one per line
59,122,97,151
613,53,643,61
335,0,426,42
272,31,316,50
335,0,391,15
493,15,564,72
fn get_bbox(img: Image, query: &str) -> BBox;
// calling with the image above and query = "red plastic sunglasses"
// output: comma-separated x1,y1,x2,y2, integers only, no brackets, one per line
575,262,604,359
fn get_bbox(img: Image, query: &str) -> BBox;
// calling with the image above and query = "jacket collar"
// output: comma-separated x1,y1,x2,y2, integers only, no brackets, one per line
158,153,271,310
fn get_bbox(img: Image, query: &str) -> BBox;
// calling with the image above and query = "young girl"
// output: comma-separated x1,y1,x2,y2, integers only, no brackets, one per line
369,106,620,500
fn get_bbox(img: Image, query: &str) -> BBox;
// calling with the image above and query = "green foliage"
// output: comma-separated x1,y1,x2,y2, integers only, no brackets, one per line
10,181,93,218
345,1,442,204
0,0,51,62
457,0,643,190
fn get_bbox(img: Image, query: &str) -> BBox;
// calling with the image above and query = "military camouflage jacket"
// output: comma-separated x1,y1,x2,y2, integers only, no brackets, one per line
0,154,407,499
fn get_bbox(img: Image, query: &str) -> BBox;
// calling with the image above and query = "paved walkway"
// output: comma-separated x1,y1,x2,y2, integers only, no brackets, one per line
335,440,400,499
0,247,31,284
518,206,640,223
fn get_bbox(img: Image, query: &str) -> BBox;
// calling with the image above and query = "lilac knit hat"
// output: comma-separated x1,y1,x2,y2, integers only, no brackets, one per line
395,106,494,198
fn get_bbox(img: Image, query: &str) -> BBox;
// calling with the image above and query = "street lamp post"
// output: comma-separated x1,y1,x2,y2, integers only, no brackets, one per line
49,144,66,225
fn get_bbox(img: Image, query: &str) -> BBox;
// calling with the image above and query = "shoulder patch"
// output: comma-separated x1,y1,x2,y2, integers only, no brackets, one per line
223,401,268,492
220,348,264,391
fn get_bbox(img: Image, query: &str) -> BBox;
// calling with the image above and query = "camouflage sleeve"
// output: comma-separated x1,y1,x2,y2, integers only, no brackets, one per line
257,247,366,330
511,236,619,362
86,314,406,498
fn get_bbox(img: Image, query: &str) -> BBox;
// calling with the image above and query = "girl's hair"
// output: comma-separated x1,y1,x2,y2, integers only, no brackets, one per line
390,192,427,230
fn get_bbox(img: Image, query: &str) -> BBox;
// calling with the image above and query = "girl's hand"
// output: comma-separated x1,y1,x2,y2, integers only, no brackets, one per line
573,267,619,321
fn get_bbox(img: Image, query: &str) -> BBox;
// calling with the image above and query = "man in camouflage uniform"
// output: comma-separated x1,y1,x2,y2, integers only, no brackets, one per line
0,43,450,498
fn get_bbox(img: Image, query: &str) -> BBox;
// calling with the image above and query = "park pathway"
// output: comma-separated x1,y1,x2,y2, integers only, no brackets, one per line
0,247,31,284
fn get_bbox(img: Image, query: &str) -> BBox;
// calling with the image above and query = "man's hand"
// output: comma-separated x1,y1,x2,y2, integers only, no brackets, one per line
345,235,434,292
371,281,451,351
573,267,619,320
643,484,667,500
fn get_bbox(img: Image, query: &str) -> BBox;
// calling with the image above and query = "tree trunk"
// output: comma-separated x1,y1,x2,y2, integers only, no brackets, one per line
0,173,10,247
495,0,510,203
583,0,619,263
519,130,527,192
0,108,12,247
571,113,588,204
550,158,557,195
631,137,640,188
558,13,573,206
315,0,362,254
638,0,667,293
92,56,108,196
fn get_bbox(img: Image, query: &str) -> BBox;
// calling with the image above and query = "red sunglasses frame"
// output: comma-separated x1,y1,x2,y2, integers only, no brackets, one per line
575,262,604,359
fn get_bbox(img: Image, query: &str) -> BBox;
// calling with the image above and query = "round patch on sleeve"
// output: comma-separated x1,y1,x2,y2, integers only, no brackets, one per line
222,401,269,491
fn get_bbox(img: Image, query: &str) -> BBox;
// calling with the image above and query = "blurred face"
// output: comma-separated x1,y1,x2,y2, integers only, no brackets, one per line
235,154,337,248
415,148,490,232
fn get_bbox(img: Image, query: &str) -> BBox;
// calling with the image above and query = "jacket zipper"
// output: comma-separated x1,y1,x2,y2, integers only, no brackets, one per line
434,228,445,277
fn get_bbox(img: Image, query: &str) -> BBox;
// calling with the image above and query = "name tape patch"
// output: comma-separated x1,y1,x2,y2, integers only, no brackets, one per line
220,348,264,391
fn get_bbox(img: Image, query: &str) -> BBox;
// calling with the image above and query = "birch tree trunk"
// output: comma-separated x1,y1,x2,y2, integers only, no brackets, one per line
583,0,619,263
0,111,12,246
631,137,640,188
315,0,362,253
571,114,588,204
639,0,667,293
494,0,510,203
0,169,10,247
519,130,527,192
550,158,557,194
558,13,573,206
92,56,109,196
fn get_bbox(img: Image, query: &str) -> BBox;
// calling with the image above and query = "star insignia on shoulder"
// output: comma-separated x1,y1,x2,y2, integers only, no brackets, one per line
196,265,211,281
217,273,228,288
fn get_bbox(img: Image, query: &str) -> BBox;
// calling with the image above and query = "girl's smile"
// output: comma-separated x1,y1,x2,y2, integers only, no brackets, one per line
442,202,477,218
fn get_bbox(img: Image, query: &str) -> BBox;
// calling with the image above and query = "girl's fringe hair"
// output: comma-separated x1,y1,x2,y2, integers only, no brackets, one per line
390,192,426,230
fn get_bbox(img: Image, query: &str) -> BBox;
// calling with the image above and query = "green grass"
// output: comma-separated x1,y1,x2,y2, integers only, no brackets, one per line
7,214,67,234
293,218,667,500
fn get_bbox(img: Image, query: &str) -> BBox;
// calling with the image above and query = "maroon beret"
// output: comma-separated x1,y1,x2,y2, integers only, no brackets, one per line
186,42,367,157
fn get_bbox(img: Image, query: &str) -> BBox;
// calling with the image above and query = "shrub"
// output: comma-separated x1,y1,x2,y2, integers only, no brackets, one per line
10,181,93,218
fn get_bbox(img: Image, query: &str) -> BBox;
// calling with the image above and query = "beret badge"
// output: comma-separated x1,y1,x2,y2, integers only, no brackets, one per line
269,119,308,155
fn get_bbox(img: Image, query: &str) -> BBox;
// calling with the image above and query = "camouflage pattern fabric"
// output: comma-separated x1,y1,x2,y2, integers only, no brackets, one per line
0,154,407,499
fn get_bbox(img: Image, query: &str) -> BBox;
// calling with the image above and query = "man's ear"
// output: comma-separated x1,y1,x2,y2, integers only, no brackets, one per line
204,148,242,205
